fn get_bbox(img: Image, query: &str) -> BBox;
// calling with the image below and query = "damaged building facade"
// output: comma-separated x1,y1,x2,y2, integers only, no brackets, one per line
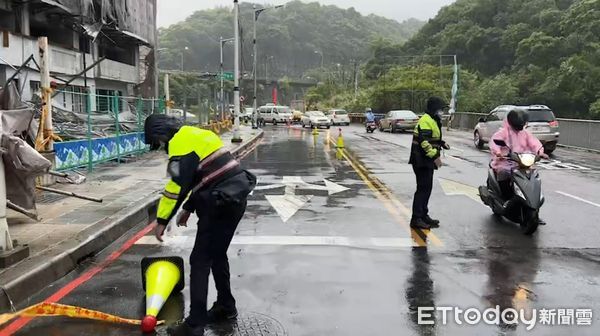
0,0,158,113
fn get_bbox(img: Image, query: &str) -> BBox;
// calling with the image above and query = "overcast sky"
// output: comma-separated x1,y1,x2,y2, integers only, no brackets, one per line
157,0,456,27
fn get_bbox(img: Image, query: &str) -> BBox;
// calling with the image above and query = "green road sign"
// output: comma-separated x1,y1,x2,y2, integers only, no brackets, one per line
221,72,234,81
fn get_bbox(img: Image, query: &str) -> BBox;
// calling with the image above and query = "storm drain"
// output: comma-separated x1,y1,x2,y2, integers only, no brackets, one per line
36,192,68,204
97,174,128,181
208,312,287,336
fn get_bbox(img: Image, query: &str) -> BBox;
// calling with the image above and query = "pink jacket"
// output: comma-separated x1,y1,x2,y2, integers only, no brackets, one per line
490,118,544,172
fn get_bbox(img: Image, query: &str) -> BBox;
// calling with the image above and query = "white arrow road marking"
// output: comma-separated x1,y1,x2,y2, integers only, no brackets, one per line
438,178,484,205
323,179,350,195
252,176,349,221
556,191,600,208
253,184,285,191
135,235,417,248
265,194,313,222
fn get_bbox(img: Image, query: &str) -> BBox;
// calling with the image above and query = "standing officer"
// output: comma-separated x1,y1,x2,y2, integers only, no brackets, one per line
409,96,450,230
144,114,256,336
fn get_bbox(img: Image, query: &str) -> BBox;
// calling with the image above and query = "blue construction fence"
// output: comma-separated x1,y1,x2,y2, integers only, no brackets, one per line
55,132,145,170
51,90,165,171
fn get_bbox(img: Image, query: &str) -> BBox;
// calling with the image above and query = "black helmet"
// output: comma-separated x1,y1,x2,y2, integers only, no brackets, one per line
144,114,182,150
507,109,528,131
426,96,447,114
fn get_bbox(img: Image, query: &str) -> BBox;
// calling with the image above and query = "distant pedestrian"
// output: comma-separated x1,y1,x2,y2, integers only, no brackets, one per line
144,114,256,336
409,96,450,229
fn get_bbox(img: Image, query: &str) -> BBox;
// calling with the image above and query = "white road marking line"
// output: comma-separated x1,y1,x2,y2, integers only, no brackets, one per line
135,235,417,248
448,155,467,162
555,191,600,208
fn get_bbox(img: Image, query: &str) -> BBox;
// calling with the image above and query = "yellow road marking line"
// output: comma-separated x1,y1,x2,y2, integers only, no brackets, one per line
328,136,443,247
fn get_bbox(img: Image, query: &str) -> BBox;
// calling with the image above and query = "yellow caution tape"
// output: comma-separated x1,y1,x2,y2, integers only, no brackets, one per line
0,302,164,327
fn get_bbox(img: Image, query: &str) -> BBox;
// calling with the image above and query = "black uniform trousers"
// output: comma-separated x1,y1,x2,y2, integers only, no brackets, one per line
411,165,434,219
187,196,247,326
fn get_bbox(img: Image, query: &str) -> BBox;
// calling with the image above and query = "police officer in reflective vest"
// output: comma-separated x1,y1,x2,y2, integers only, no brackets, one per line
145,114,256,336
409,97,450,230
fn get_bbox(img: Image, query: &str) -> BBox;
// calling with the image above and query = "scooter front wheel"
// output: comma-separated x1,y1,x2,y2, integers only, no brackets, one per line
520,208,539,235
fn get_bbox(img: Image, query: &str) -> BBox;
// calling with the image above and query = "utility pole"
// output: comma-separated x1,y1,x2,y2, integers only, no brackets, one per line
252,5,258,129
354,60,359,98
164,73,170,114
252,4,284,129
36,37,53,151
220,37,234,121
231,0,242,143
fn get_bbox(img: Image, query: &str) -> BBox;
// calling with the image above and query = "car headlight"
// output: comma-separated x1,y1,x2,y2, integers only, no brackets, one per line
514,184,525,200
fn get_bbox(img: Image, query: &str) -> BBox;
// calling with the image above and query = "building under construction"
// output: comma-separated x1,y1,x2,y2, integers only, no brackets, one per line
0,0,158,112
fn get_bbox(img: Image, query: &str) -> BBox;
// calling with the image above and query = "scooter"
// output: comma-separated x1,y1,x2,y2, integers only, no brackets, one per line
366,121,377,133
478,139,545,235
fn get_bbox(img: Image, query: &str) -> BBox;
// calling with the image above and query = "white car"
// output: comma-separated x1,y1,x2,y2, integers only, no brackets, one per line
301,111,331,129
258,105,293,125
326,109,350,126
241,107,254,122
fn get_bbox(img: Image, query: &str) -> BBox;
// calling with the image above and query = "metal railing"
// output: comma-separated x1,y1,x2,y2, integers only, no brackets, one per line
52,91,166,172
448,112,600,152
51,90,237,172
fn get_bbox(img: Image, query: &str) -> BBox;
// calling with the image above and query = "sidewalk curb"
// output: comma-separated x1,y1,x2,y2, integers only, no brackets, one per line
0,128,263,313
0,194,160,312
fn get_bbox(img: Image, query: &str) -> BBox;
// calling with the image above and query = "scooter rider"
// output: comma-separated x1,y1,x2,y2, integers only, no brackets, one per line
490,109,549,200
365,108,375,123
144,114,256,336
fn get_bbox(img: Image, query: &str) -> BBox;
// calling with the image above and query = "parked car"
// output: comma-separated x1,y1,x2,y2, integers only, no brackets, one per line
473,105,560,154
325,109,350,126
378,110,419,133
301,111,331,129
258,105,293,125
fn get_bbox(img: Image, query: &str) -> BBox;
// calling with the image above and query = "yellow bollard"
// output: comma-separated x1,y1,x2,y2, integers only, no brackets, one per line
141,256,185,333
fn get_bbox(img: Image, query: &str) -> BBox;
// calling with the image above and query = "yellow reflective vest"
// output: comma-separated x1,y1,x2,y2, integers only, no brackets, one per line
409,113,443,169
157,126,224,225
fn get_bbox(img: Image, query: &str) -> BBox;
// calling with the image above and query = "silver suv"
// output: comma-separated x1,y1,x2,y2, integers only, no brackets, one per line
473,105,560,154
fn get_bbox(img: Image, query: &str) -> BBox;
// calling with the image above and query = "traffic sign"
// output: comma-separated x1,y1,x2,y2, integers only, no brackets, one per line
221,72,234,81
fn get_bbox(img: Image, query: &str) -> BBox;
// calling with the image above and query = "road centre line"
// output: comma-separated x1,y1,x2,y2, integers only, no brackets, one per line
327,135,443,247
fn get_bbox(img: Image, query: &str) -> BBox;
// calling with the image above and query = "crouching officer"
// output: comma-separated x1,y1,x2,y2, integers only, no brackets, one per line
409,96,450,230
145,114,256,336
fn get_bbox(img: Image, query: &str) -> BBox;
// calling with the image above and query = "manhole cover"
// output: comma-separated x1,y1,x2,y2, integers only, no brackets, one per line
207,312,287,336
97,174,128,181
36,192,68,204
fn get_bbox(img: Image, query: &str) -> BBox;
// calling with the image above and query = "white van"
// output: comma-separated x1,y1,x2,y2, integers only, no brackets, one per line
258,105,293,125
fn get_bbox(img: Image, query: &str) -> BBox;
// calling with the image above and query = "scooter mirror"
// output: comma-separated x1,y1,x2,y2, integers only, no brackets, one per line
493,139,507,147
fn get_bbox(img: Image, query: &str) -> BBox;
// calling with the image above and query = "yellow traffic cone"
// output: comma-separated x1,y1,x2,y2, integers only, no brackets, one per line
336,128,345,149
141,256,185,333
311,126,319,135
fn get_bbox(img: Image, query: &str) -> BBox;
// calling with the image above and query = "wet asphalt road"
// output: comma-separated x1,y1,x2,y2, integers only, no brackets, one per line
8,125,600,335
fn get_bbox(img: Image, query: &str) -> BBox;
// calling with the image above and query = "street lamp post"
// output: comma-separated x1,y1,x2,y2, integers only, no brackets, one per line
314,50,324,68
220,37,234,121
180,46,189,71
253,4,284,129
